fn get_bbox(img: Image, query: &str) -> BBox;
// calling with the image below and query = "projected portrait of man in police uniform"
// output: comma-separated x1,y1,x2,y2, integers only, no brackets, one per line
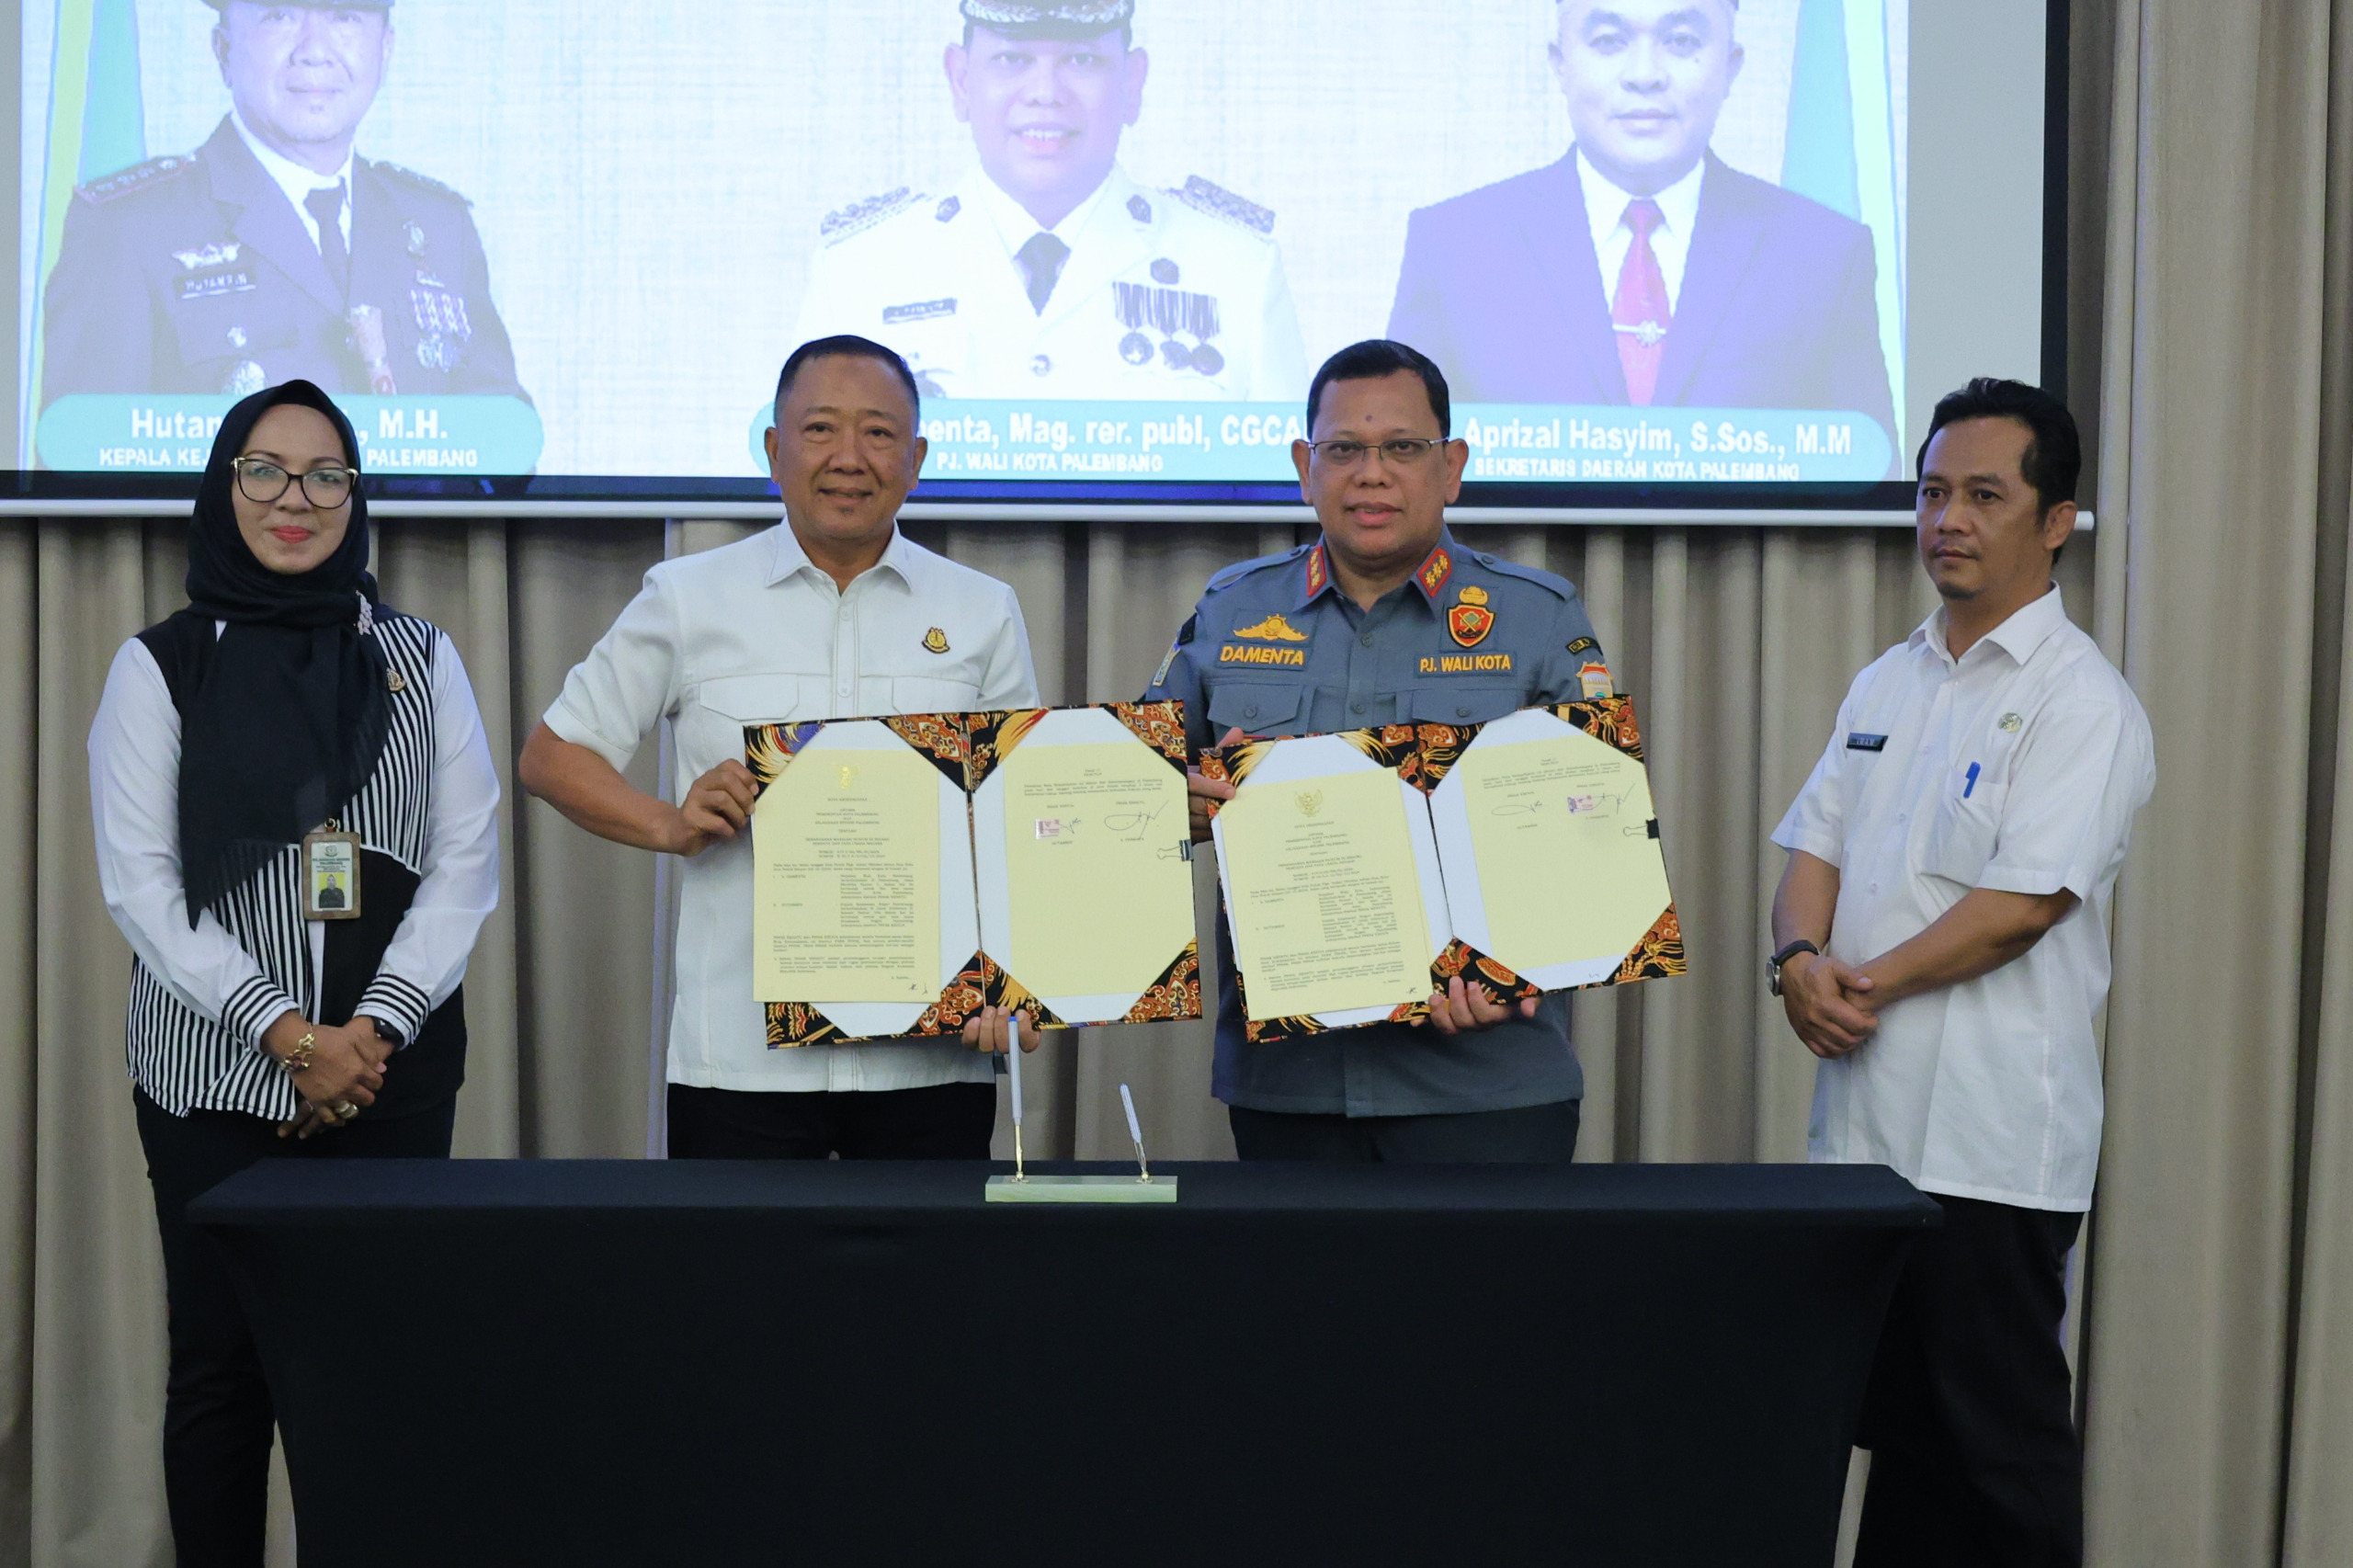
40,0,527,408
792,0,1308,403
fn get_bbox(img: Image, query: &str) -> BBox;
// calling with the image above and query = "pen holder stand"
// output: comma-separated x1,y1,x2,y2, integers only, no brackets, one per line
985,1174,1178,1204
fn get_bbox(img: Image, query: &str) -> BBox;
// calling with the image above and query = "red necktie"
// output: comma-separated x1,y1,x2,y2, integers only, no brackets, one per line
1611,199,1669,405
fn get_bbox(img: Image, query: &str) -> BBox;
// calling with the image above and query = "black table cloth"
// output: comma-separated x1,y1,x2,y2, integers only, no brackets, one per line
191,1158,1937,1567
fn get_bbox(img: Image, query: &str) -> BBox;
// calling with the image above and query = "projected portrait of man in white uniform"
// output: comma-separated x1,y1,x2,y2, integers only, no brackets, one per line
791,0,1309,403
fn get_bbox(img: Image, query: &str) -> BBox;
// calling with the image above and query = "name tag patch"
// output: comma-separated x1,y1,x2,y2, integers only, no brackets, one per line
177,270,255,301
1417,653,1514,674
883,297,957,324
1220,644,1304,666
1847,733,1889,752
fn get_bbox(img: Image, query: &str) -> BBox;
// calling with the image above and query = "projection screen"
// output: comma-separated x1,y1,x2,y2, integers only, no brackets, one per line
10,0,2061,514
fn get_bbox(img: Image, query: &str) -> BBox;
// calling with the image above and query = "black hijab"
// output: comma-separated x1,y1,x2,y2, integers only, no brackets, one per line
176,380,391,924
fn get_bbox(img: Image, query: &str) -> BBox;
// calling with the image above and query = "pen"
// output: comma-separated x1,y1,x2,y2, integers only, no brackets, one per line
1120,1083,1153,1184
1963,762,1981,799
1006,1012,1026,1182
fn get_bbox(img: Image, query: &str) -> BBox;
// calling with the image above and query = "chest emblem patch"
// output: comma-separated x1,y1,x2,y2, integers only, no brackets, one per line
1448,585,1495,648
1233,613,1308,642
923,627,950,654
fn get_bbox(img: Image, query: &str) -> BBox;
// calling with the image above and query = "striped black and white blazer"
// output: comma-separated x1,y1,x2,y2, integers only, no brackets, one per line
89,603,500,1120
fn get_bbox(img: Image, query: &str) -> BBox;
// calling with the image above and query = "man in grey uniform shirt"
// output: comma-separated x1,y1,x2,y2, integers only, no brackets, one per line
1144,339,1616,1161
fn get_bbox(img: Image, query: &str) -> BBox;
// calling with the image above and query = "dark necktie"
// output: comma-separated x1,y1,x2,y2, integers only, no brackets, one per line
304,183,349,297
1611,198,1669,405
1016,232,1070,314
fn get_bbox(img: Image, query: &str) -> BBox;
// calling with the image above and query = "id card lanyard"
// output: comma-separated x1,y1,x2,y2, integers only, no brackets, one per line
301,821,361,920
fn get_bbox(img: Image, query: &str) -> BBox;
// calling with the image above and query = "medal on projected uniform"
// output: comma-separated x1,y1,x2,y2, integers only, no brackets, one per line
301,824,362,920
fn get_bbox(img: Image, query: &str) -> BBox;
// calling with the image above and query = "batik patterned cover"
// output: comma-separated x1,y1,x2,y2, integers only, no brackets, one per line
1199,696,1684,1044
746,701,1199,1044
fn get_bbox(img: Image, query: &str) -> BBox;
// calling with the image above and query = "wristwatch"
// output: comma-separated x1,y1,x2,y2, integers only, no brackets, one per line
370,1017,405,1050
1767,940,1821,997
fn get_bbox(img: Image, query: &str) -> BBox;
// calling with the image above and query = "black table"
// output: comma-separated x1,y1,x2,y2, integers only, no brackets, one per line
192,1159,1936,1567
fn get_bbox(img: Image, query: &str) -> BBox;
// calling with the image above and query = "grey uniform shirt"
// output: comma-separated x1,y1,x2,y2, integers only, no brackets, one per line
1142,529,1611,1117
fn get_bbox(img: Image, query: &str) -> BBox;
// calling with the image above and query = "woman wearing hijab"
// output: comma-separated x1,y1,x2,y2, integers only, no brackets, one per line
87,380,499,1564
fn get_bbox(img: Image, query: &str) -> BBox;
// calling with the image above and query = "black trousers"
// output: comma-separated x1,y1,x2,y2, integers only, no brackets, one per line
666,1082,998,1159
1227,1098,1580,1162
133,1085,456,1568
1854,1192,2086,1568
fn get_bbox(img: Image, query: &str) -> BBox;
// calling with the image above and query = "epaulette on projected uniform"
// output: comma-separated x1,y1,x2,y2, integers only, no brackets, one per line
369,159,472,205
1204,541,1311,593
75,153,197,204
823,187,924,245
1169,175,1275,236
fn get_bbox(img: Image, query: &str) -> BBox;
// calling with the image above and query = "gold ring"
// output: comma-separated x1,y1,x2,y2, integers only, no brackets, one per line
333,1101,358,1120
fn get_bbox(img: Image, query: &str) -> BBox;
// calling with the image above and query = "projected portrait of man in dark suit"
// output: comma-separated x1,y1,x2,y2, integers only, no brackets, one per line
40,0,526,408
1386,0,1895,448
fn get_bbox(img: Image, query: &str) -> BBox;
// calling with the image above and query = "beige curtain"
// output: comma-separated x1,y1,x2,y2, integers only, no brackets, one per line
16,1,2353,1561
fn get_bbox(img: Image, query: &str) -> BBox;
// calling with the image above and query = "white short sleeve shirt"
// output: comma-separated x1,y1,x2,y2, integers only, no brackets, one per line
1771,587,2154,1210
543,524,1040,1093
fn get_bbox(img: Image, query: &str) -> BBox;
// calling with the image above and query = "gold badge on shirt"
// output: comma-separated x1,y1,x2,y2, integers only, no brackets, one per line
923,628,950,654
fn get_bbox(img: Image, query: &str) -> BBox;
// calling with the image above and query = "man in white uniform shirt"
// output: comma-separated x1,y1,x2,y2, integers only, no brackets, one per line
518,335,1042,1159
792,0,1306,403
1768,379,2154,1567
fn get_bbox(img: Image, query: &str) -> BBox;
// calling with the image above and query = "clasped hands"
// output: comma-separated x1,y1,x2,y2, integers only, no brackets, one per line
263,1010,398,1140
1188,729,1535,1039
1779,952,1881,1060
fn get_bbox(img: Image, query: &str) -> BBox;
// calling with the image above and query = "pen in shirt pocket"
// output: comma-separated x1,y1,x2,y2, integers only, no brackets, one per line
1963,762,1982,799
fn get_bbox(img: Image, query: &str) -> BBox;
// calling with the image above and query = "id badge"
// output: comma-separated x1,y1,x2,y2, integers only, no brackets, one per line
301,827,361,920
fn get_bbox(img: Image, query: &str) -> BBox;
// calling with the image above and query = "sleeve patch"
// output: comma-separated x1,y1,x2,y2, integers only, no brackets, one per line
1565,636,1597,656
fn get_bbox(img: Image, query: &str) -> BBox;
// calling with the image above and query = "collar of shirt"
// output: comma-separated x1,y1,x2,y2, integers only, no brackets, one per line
230,110,354,252
1575,147,1705,315
767,521,918,594
1295,530,1460,614
1909,584,2070,671
972,162,1118,261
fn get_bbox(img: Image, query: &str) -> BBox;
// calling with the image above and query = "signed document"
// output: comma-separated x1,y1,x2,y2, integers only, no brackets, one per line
1203,701,1683,1037
749,702,1201,1044
1444,714,1674,982
751,745,944,1004
1213,761,1435,1021
995,736,1193,1005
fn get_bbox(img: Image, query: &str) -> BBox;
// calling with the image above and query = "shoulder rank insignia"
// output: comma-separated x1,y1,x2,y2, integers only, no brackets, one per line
1302,541,1330,599
369,160,472,205
923,627,950,654
1416,547,1453,597
76,153,195,204
1233,613,1308,642
1170,176,1274,235
1449,585,1495,649
823,187,921,245
1565,635,1598,656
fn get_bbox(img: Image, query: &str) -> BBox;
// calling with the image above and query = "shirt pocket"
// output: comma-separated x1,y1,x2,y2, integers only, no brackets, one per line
683,673,808,775
1408,685,1522,725
1207,682,1305,738
1920,781,2008,888
889,675,987,716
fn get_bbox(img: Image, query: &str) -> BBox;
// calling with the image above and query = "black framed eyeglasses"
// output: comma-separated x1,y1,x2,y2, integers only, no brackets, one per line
233,457,358,508
1304,437,1453,468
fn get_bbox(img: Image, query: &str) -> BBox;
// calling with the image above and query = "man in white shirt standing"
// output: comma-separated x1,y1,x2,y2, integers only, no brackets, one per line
518,336,1041,1159
1768,379,2154,1567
